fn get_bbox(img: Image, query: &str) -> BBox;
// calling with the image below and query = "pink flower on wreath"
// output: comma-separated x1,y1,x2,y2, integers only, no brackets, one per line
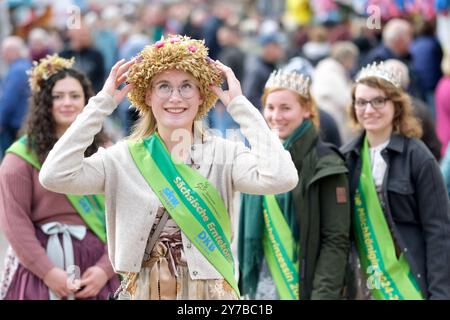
169,37,180,44
187,45,197,53
155,40,165,48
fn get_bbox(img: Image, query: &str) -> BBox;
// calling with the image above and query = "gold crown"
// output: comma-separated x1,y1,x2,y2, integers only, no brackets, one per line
356,62,401,88
265,70,311,98
28,54,75,92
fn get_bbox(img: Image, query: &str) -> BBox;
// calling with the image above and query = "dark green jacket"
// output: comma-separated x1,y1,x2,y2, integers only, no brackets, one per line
293,125,351,299
239,124,351,300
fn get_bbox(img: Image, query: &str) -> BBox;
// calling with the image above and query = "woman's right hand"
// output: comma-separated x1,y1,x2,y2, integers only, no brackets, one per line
210,60,243,107
101,59,135,105
43,267,79,299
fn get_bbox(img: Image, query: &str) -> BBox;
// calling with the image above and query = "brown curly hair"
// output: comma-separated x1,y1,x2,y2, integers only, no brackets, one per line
23,68,108,164
349,77,422,139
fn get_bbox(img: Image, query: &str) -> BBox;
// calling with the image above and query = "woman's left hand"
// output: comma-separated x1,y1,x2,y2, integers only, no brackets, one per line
210,60,243,107
74,266,109,299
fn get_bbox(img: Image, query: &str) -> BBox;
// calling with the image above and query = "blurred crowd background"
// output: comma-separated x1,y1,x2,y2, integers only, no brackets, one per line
1,0,450,152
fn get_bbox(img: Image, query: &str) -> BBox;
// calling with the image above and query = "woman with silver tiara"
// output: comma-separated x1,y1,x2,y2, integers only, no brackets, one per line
341,62,450,299
38,35,299,300
238,69,351,300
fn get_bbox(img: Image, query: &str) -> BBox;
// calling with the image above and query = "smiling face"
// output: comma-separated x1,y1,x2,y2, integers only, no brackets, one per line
51,76,85,134
354,83,395,136
263,89,311,140
145,69,203,134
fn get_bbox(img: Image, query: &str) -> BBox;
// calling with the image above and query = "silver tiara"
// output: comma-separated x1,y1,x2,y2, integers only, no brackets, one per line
356,62,401,88
265,70,311,98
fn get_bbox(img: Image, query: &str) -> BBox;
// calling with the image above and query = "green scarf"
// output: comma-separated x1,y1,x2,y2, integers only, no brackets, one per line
238,119,311,298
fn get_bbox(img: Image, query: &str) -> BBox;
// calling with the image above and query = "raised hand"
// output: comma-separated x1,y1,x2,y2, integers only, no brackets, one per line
101,59,135,105
210,60,243,107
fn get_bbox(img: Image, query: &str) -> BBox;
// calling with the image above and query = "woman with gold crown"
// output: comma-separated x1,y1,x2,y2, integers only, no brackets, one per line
0,55,120,300
238,69,351,300
341,62,450,299
38,35,298,300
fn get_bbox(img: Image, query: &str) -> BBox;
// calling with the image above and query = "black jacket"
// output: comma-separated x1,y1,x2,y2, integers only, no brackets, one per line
341,132,450,299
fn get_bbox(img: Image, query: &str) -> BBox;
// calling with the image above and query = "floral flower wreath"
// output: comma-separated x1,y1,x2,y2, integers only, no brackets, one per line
127,34,223,118
28,54,75,93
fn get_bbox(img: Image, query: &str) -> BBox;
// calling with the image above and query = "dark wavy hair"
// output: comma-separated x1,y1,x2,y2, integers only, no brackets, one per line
23,68,108,164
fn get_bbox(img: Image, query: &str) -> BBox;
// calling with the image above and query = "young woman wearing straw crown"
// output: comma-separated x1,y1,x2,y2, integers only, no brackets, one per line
39,35,298,300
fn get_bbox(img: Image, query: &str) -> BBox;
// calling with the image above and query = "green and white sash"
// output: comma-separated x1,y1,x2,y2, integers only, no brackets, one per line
6,136,107,243
262,195,299,300
354,136,423,300
127,133,240,297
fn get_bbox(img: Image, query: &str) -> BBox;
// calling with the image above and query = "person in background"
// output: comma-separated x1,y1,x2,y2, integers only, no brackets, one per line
301,25,331,66
239,69,350,300
341,62,450,300
435,54,450,157
202,1,235,60
362,19,413,67
208,24,246,136
0,36,32,158
60,22,105,93
312,41,360,144
27,28,54,62
383,59,442,161
361,19,424,101
410,18,443,117
0,55,119,300
242,32,285,110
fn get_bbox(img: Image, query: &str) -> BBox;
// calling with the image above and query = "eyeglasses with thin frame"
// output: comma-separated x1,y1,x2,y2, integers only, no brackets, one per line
354,96,390,110
153,81,198,100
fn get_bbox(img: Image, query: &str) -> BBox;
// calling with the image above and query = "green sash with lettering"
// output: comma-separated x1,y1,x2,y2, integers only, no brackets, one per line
127,133,240,297
262,195,299,299
354,136,423,300
6,136,107,243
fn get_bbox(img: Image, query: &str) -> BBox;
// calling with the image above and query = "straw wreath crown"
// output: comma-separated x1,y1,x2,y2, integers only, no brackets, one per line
28,54,75,92
127,34,223,118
